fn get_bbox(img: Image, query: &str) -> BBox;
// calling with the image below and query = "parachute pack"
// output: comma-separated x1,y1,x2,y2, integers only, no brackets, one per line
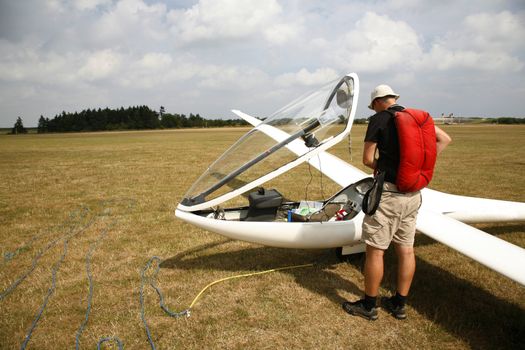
392,108,437,192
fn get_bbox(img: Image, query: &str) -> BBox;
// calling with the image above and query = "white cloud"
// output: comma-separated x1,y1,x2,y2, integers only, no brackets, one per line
326,10,524,74
91,0,168,46
74,0,112,10
45,0,67,13
138,52,173,70
332,12,423,73
167,0,301,45
79,49,123,81
0,40,82,85
387,0,422,8
201,69,268,91
421,44,523,72
119,53,199,88
462,11,525,51
263,22,302,45
418,11,525,72
275,68,339,87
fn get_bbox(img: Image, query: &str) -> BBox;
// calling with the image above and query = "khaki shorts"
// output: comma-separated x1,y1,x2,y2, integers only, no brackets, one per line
362,182,422,250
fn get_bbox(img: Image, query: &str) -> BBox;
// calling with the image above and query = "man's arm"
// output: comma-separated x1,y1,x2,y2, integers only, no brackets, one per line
363,141,378,170
435,126,452,154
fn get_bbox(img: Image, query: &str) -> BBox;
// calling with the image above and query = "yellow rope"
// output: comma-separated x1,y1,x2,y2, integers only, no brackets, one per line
188,263,314,310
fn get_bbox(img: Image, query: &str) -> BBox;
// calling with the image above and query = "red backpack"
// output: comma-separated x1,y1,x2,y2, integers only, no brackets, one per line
393,108,437,192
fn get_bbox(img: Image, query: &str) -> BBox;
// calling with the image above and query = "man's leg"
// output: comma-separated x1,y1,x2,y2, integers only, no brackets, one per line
381,243,415,320
393,191,420,296
342,244,384,320
364,244,385,297
394,243,415,295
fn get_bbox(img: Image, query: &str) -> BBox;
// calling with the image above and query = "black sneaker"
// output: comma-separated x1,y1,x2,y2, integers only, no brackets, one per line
342,300,378,321
381,296,407,320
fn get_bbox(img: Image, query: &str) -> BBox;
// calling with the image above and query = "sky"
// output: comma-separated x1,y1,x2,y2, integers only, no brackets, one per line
0,0,524,127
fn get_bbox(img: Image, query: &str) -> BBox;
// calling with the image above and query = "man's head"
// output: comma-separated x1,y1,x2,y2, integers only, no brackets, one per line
368,84,399,112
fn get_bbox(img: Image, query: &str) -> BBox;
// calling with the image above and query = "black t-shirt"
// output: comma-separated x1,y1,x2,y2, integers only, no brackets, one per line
364,104,405,183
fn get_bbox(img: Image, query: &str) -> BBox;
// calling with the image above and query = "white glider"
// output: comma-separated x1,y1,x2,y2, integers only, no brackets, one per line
176,73,525,285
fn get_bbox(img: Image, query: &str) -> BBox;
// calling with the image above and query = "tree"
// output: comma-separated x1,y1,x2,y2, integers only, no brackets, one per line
11,117,28,134
37,115,48,133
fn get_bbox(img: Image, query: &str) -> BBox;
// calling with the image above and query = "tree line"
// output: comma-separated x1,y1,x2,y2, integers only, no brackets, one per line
490,117,525,124
34,106,247,133
8,109,525,135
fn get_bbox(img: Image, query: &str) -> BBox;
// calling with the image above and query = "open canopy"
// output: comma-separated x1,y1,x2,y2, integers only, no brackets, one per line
179,74,360,211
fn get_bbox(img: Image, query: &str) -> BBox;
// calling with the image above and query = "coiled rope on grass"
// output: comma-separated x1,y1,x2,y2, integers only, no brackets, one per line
2,206,89,265
75,221,117,350
20,218,96,350
1,199,135,349
97,337,124,350
140,256,314,350
0,209,98,302
75,199,135,349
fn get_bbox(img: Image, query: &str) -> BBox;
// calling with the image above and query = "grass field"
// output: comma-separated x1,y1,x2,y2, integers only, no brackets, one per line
0,125,524,349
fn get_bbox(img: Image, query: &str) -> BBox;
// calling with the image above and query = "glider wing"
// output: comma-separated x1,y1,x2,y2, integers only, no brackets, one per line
235,109,525,285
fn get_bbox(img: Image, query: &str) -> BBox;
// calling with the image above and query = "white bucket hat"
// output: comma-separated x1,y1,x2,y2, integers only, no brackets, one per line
368,84,399,109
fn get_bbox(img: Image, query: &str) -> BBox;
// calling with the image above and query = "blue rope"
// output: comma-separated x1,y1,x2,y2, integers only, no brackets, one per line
75,222,115,350
20,236,71,349
3,199,136,348
97,337,124,350
140,256,189,350
140,257,160,350
1,206,89,265
0,211,97,302
75,198,135,349
17,209,99,349
149,257,190,318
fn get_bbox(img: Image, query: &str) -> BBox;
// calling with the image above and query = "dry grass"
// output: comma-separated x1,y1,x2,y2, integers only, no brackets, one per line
0,125,524,349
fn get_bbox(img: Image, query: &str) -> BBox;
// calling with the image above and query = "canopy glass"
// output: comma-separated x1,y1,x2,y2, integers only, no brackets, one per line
181,74,358,209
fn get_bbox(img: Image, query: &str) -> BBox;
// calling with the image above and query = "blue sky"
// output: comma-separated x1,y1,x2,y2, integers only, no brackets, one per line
0,0,524,127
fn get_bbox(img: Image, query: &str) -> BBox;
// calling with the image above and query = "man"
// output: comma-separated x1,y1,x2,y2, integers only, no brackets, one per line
342,84,451,320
